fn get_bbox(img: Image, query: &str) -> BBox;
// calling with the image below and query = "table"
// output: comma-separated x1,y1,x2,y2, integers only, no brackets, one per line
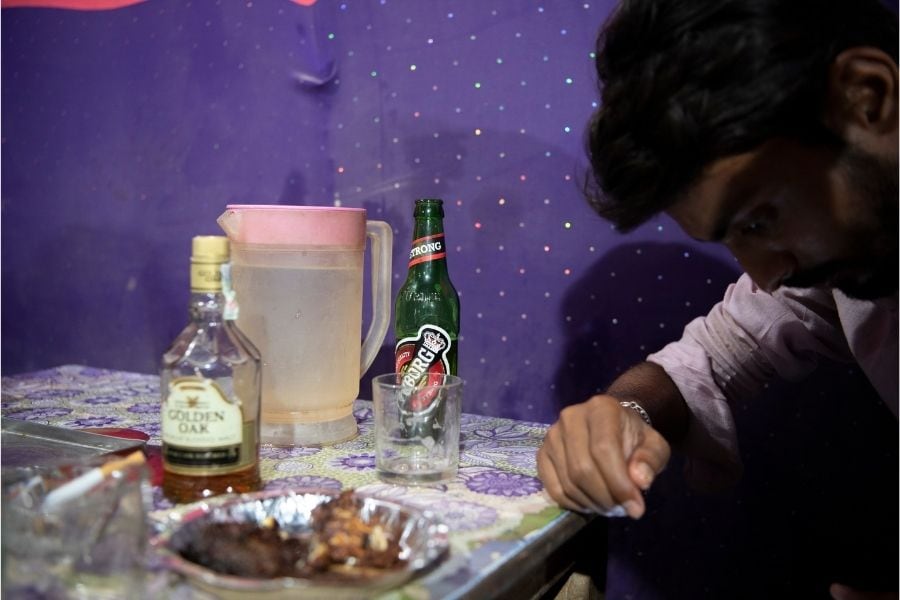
1,365,606,599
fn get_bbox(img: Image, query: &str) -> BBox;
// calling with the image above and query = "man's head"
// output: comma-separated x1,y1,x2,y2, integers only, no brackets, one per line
586,0,898,299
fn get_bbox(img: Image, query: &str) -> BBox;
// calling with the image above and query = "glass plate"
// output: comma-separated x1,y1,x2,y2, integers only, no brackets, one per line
1,421,146,468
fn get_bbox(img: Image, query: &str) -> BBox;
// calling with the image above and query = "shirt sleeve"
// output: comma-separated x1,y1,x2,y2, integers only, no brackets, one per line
646,273,852,489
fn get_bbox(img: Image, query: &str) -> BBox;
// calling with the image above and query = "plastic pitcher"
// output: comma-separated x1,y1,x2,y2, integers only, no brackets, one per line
218,205,392,446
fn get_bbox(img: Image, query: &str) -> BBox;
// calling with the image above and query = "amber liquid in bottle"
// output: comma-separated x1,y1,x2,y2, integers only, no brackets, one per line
161,236,262,503
162,463,260,503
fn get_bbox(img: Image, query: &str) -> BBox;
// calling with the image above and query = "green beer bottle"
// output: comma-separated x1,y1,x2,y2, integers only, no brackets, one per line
394,198,460,438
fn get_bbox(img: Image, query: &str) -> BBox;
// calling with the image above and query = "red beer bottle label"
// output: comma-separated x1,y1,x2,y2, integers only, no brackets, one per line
395,324,452,416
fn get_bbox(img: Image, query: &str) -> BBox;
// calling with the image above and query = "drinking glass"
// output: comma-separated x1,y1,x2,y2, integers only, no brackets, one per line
372,373,463,484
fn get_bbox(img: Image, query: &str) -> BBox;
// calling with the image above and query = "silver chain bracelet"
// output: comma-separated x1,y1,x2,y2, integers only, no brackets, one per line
619,400,652,427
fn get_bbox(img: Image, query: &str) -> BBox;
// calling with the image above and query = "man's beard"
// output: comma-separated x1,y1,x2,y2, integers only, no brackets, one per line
782,146,898,300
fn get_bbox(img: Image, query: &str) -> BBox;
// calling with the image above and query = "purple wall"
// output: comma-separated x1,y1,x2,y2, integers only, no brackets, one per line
0,0,741,421
2,1,895,597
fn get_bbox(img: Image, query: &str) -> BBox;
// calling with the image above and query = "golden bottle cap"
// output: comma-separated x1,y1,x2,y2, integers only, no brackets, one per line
191,235,230,264
190,236,229,292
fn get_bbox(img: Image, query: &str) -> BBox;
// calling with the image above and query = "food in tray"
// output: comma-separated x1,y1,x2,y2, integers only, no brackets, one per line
174,490,406,580
175,519,308,578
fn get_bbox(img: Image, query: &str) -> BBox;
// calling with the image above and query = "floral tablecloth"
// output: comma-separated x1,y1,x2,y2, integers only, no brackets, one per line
1,365,588,599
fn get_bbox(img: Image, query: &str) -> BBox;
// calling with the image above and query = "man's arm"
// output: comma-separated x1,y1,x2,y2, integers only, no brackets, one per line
538,274,849,515
606,361,690,444
536,361,688,518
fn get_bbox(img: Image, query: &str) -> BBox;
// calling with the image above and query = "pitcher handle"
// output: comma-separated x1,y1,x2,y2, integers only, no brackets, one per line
360,220,393,376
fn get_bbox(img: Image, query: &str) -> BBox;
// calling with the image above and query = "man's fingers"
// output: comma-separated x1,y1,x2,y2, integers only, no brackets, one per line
578,419,636,512
539,425,600,512
581,398,653,517
537,444,586,512
537,395,673,519
556,402,624,512
628,429,671,491
630,461,655,490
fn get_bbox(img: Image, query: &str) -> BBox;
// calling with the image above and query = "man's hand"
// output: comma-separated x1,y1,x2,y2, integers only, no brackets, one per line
537,394,671,519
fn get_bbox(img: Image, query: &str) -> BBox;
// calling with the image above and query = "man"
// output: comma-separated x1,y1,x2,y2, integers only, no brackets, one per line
536,0,898,597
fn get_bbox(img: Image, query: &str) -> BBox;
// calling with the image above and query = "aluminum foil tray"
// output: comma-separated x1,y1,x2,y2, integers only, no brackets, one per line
151,489,450,599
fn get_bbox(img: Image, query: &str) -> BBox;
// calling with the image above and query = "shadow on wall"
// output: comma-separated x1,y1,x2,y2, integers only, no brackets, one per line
551,241,741,412
276,169,309,206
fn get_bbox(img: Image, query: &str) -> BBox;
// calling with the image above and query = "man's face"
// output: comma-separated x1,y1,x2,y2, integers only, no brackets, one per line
666,138,898,300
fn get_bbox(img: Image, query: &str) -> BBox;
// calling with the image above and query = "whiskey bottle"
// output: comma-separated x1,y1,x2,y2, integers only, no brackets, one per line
161,235,262,503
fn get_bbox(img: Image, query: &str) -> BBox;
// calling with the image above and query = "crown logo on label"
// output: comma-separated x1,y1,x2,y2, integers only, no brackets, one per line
422,330,447,353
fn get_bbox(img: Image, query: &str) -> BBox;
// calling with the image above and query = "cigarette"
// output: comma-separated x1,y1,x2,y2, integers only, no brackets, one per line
42,450,145,512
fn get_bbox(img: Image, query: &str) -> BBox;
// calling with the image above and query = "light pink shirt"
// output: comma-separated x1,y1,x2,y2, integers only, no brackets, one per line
647,273,898,488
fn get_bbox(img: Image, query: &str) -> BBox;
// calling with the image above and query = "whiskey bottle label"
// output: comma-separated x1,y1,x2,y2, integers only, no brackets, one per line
162,377,243,468
395,324,451,419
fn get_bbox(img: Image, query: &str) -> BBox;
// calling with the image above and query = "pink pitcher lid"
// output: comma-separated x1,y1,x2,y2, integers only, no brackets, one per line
218,204,367,247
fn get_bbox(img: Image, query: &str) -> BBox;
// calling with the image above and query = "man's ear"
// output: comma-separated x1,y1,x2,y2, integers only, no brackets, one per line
823,47,897,151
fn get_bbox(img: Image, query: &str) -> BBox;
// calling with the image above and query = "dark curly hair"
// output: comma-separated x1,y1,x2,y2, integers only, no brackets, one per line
586,0,898,231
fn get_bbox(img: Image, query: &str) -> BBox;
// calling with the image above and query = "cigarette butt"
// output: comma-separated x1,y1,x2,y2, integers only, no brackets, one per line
42,451,145,512
99,450,146,478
